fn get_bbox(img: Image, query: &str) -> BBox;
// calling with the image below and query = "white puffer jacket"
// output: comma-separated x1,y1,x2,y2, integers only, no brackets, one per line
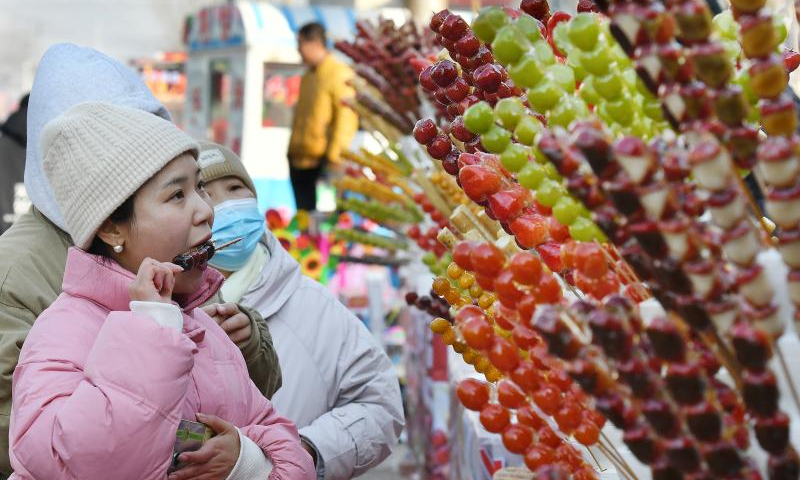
221,231,405,480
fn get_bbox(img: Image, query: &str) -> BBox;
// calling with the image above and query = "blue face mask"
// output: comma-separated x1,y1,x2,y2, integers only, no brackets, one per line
209,198,266,271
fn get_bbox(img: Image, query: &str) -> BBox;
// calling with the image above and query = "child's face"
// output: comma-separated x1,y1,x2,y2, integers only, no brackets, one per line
204,177,255,207
116,154,215,294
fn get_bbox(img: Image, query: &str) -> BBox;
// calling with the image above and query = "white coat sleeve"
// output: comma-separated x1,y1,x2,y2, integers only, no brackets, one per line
297,300,405,480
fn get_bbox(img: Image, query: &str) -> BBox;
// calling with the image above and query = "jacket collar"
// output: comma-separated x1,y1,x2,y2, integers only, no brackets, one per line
62,247,223,313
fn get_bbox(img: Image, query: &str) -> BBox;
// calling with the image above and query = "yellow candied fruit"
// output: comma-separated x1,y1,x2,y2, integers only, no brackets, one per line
485,367,503,383
454,298,471,308
458,273,476,290
463,348,479,365
475,357,492,373
478,292,496,310
441,329,456,345
432,276,451,296
430,317,452,335
444,289,463,305
452,340,467,354
469,284,484,298
447,263,464,279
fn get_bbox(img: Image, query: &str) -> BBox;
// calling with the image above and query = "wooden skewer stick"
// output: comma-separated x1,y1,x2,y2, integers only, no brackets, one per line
600,432,638,480
776,343,800,414
597,440,636,480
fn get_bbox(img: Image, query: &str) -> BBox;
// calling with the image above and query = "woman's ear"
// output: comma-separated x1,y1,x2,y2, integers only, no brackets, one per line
95,219,125,250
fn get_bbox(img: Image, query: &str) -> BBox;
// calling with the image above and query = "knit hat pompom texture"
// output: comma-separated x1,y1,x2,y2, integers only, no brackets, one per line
41,101,199,249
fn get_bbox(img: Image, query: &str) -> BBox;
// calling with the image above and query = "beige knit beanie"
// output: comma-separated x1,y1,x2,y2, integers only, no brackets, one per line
41,101,199,249
197,141,257,197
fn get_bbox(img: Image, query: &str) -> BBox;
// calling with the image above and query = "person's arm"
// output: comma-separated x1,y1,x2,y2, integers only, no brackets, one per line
236,304,283,398
324,67,359,164
298,302,405,480
0,301,37,478
10,311,196,479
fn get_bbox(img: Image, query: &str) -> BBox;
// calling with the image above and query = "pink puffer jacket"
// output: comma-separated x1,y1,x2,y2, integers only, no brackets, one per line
9,248,315,479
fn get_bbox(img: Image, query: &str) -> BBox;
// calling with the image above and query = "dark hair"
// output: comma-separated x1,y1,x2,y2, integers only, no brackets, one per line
298,22,327,45
87,195,136,259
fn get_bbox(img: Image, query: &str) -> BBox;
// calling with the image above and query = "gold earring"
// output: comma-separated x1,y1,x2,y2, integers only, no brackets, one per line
113,244,124,253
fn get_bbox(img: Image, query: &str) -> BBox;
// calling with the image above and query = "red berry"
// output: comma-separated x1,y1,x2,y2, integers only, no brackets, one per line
455,305,486,324
536,242,564,272
515,296,538,324
575,422,600,445
431,60,459,88
429,9,450,33
555,402,583,433
445,77,470,103
533,385,562,415
502,424,534,454
473,63,503,93
451,116,476,142
453,241,476,270
512,362,543,394
413,119,438,144
480,404,511,433
455,33,481,57
439,14,469,41
494,270,525,306
548,216,571,242
509,251,543,285
520,0,551,22
470,243,506,276
574,243,608,279
419,66,437,91
534,274,563,304
462,317,495,350
427,134,453,159
498,380,528,409
488,189,527,222
524,445,556,471
459,165,503,203
457,378,490,411
510,214,550,249
537,425,564,448
489,336,521,372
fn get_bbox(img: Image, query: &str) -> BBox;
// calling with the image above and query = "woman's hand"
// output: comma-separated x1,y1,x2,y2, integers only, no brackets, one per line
129,258,184,304
168,413,241,480
201,303,252,345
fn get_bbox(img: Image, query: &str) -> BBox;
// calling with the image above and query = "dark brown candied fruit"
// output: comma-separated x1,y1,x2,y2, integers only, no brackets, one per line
652,458,685,480
573,125,613,178
568,358,614,395
629,221,669,258
621,241,655,281
646,316,687,362
666,361,705,405
643,399,681,438
624,424,660,464
755,412,791,455
588,310,633,360
731,322,772,370
618,357,658,398
666,437,702,473
691,43,732,88
743,370,779,417
605,176,645,217
172,243,215,271
684,401,721,442
675,295,712,330
769,447,800,480
652,258,693,295
702,441,744,477
533,306,583,360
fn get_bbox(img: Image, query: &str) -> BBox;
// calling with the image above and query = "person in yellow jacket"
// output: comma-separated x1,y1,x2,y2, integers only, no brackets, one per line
288,22,358,212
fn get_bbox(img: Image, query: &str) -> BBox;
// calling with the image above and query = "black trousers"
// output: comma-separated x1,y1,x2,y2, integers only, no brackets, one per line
290,163,324,211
